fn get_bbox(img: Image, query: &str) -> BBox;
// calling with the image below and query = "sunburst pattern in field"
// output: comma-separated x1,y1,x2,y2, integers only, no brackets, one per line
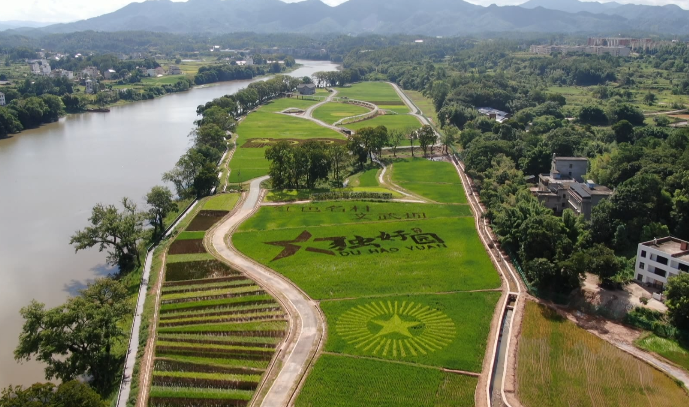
336,300,456,359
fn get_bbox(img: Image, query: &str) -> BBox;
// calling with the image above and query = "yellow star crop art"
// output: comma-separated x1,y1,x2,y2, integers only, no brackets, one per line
336,300,456,359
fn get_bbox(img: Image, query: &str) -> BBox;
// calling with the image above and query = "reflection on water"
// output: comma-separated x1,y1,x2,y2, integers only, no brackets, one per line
0,60,339,386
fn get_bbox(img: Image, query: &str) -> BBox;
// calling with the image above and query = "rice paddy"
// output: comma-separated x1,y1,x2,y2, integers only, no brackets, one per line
390,158,467,204
517,301,689,407
148,196,285,407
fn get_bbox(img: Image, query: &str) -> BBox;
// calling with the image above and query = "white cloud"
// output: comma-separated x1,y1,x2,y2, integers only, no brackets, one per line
1,0,687,24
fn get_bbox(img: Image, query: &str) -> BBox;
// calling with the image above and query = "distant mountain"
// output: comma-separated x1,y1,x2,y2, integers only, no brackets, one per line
0,20,55,31
519,0,622,14
26,0,689,36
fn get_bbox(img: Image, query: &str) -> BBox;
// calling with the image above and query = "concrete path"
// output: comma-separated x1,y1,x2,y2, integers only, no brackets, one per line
278,89,346,133
211,176,324,407
644,108,687,116
388,82,431,126
116,201,200,407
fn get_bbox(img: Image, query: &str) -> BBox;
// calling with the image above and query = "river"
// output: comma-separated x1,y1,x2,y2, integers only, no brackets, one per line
0,60,339,387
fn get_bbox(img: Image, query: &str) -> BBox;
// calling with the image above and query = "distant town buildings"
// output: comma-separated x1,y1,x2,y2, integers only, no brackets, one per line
531,155,612,219
82,66,100,79
477,107,511,123
530,45,631,57
587,37,658,51
635,237,689,289
50,69,74,80
0,92,5,106
297,83,316,95
29,60,51,76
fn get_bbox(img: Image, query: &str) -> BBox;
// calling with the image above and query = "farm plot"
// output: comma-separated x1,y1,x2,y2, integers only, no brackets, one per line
336,82,409,114
233,202,498,299
312,102,371,125
149,199,286,407
296,354,476,407
346,114,421,132
517,301,689,407
391,158,467,204
321,292,500,372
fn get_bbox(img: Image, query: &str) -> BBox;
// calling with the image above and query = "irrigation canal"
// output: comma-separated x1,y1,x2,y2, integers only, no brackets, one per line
0,60,339,387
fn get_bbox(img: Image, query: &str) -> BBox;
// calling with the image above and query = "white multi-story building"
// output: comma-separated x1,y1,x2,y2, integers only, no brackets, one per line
0,92,5,106
635,236,689,289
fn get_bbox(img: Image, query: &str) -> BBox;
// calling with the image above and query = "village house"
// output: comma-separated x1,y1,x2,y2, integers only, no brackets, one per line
531,155,612,219
82,66,99,78
85,79,95,94
50,69,74,80
0,92,5,106
297,83,316,95
103,69,117,80
477,107,511,123
635,236,689,290
168,65,183,75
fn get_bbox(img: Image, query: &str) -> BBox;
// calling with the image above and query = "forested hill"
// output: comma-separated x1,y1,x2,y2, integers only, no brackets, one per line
19,0,689,36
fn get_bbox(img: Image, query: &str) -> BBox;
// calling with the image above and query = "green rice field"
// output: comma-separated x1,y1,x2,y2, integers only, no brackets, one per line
517,301,689,407
296,354,477,407
391,158,467,204
346,114,421,132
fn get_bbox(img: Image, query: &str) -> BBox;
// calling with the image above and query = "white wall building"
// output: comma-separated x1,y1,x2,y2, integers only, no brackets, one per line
85,79,95,94
0,92,5,106
635,236,689,289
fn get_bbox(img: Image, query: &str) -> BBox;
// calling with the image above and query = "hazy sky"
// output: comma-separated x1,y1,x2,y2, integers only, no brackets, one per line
3,0,688,23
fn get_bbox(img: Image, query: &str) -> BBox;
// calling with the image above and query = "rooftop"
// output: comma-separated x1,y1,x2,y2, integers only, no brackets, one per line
569,182,612,199
554,156,588,161
641,236,689,261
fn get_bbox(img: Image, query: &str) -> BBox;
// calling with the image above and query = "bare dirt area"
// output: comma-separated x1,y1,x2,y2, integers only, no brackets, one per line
168,239,206,255
186,210,229,231
576,273,667,316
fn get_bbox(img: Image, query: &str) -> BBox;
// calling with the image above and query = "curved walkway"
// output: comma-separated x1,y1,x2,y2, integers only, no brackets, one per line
210,176,325,406
388,82,431,126
279,89,344,133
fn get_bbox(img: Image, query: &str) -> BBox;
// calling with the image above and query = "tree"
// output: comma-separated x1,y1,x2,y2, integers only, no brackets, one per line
387,129,404,157
347,134,368,168
654,115,671,127
644,91,657,106
583,244,623,285
612,120,634,144
146,186,178,239
407,126,418,157
328,144,348,184
193,124,227,151
15,279,131,395
356,126,388,163
70,198,145,272
163,147,219,199
0,107,23,138
578,105,608,125
0,381,105,407
416,125,436,157
666,273,689,330
440,126,457,154
196,106,236,133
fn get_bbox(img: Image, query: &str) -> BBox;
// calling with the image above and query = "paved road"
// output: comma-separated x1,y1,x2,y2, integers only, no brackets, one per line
388,82,431,126
281,89,345,133
211,176,324,406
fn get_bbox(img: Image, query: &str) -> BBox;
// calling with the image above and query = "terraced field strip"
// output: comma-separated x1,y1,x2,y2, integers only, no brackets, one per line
148,196,288,407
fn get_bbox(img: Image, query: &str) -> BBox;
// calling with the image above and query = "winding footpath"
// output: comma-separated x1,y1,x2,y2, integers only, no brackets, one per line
211,176,325,406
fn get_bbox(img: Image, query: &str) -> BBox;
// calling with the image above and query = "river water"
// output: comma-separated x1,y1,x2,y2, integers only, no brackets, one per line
0,60,339,387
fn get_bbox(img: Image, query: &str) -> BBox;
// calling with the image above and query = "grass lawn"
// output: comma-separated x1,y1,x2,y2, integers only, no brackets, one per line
296,354,477,407
321,291,500,371
203,193,240,211
336,82,403,105
312,102,371,124
390,158,467,204
635,333,689,372
346,114,422,132
348,167,381,187
517,301,689,407
233,203,498,299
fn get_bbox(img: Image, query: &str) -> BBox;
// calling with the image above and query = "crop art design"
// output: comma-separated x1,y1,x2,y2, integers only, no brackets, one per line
264,228,446,261
336,301,456,359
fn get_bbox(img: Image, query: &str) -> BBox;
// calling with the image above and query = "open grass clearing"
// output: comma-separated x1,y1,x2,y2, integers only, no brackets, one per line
635,333,689,372
296,354,476,407
347,166,380,188
237,109,344,141
517,301,689,407
234,209,499,299
312,102,371,124
346,114,422,132
389,158,467,204
321,292,499,372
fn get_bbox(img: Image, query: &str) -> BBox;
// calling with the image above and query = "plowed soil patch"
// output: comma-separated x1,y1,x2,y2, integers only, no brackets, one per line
168,239,206,255
187,210,229,231
165,260,238,282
